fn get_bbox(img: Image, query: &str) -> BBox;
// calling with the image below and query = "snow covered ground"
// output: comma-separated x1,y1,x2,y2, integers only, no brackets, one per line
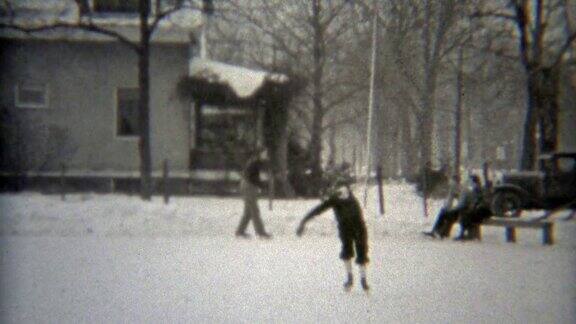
1,183,575,323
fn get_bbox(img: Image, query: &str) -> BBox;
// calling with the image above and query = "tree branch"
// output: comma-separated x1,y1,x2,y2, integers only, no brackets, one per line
322,113,363,131
324,86,365,110
512,1,532,70
470,11,517,21
0,21,139,52
149,2,199,34
321,1,348,30
552,31,576,67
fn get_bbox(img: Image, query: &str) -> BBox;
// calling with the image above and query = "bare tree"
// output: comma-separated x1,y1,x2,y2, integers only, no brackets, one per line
362,0,469,177
474,0,576,170
216,0,367,187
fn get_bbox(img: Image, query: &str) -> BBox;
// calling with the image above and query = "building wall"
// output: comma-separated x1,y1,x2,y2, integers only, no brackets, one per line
0,39,190,173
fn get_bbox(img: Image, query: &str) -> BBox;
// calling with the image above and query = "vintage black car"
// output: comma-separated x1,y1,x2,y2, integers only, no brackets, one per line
490,152,576,217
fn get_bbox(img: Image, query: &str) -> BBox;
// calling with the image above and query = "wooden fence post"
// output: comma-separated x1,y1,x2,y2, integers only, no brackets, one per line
352,147,357,178
60,163,66,201
505,227,516,243
376,165,384,215
188,168,194,195
163,159,169,204
268,171,275,211
543,223,553,245
422,161,430,218
110,178,115,193
483,161,492,189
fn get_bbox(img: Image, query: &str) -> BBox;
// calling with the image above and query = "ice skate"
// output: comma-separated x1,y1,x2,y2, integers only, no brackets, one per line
360,277,370,291
343,273,353,292
359,264,370,291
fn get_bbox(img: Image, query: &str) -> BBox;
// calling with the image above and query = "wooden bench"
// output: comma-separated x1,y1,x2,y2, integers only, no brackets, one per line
476,218,554,245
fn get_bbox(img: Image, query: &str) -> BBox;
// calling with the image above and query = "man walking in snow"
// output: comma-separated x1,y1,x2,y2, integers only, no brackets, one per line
235,148,272,239
296,181,370,291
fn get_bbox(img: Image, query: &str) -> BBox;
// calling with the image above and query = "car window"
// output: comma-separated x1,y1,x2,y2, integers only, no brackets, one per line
557,157,575,173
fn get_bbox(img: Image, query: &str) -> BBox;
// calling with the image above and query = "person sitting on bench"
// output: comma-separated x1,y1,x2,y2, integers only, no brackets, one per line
424,175,488,239
454,175,492,240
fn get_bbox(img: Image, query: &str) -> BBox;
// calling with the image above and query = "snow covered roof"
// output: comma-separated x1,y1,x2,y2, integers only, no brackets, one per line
188,58,288,99
0,24,194,44
0,0,201,44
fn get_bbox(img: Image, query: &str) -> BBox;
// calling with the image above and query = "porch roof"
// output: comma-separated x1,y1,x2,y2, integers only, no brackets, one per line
180,58,294,107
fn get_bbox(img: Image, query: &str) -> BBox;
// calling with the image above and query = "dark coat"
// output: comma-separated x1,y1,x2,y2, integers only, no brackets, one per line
302,189,366,235
300,188,369,264
243,158,266,189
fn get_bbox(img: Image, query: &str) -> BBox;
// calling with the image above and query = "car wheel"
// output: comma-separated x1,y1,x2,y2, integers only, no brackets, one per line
491,191,523,218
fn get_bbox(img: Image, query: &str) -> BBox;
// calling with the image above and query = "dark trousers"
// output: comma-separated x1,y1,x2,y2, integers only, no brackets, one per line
432,208,460,238
458,206,492,238
236,179,267,236
339,227,369,265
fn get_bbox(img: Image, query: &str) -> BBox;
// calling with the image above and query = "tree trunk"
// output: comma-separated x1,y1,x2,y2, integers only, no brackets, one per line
519,66,560,170
420,0,434,169
400,107,416,178
309,0,325,184
389,118,401,178
139,0,152,200
454,47,463,183
275,123,294,197
520,71,539,170
419,97,434,168
309,106,323,176
264,102,294,197
538,67,560,154
327,126,336,168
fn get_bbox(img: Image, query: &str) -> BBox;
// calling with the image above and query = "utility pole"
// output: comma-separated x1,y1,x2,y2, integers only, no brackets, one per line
362,0,379,209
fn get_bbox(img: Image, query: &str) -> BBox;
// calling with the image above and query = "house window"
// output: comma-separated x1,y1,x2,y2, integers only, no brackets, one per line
496,146,506,161
15,82,49,108
199,105,256,151
557,157,575,173
92,0,144,14
162,0,185,7
116,88,140,137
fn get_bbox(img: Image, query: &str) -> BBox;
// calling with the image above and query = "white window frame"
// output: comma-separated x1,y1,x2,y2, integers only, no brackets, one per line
87,0,153,15
114,87,140,140
14,82,50,109
496,146,506,161
198,104,255,150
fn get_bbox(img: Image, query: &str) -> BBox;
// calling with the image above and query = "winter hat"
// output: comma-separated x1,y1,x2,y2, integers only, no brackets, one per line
469,174,481,186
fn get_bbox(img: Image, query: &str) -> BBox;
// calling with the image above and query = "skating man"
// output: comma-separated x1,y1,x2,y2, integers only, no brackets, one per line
296,182,370,291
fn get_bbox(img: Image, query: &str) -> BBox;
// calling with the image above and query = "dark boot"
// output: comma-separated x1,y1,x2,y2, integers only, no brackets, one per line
422,231,437,238
259,232,273,239
428,227,441,237
235,231,251,239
